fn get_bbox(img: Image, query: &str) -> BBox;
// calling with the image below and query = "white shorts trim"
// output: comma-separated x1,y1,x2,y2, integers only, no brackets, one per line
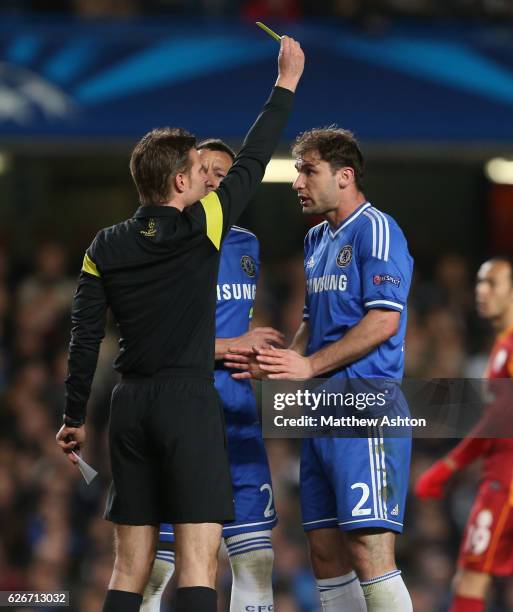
302,517,338,527
338,517,403,527
160,517,277,537
222,517,277,532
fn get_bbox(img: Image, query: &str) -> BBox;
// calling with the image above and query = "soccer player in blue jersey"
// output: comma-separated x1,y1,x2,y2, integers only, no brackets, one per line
141,139,283,612
229,128,413,611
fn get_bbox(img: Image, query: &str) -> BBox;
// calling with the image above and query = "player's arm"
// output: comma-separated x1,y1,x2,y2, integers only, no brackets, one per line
192,38,303,250
415,400,501,500
415,438,490,499
215,327,285,361
224,320,310,380
289,321,310,355
255,309,399,380
256,241,311,369
415,378,511,500
286,238,312,357
57,247,107,464
311,309,399,375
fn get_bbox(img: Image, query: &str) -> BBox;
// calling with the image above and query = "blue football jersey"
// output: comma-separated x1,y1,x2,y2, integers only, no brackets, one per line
300,202,413,535
303,202,413,379
216,226,260,428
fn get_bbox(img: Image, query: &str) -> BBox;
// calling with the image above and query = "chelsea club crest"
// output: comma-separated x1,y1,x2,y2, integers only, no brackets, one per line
336,245,353,268
241,255,256,277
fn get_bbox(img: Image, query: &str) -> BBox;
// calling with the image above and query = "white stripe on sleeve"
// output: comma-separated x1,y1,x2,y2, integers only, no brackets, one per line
372,209,390,262
365,300,404,311
363,211,377,258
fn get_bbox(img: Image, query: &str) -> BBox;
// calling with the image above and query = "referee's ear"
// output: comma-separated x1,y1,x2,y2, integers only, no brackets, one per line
174,171,188,194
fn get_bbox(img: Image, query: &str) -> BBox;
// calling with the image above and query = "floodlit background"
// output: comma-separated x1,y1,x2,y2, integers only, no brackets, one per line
1,1,513,610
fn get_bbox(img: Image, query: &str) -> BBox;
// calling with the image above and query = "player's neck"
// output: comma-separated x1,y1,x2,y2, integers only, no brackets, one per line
494,308,513,335
325,194,367,228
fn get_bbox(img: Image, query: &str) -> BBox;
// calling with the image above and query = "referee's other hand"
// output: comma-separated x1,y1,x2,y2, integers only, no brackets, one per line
276,36,304,93
56,424,86,464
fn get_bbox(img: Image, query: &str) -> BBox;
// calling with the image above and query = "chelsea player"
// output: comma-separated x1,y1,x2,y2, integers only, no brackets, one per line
141,139,282,612
229,128,413,611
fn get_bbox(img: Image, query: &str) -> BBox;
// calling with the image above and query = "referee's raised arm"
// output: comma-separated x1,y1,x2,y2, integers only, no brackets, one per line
193,36,304,248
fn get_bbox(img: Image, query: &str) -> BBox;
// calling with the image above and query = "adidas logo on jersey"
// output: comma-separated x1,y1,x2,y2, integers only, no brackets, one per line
306,256,315,269
391,504,400,516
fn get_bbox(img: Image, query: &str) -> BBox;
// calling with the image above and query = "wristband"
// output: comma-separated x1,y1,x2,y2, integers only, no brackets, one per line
63,414,85,427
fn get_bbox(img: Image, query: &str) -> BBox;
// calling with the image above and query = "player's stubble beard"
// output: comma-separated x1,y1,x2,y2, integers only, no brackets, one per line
300,177,340,217
301,197,339,217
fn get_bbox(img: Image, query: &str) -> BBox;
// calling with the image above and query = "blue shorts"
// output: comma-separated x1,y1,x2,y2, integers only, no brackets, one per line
300,427,411,533
160,425,277,542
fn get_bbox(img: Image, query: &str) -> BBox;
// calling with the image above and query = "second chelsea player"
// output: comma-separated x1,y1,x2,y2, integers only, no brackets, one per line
141,140,283,612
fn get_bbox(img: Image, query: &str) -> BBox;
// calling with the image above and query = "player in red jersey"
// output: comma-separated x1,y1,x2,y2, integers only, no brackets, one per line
415,257,513,612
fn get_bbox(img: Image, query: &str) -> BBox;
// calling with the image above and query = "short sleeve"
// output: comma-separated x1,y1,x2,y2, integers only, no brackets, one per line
358,211,413,313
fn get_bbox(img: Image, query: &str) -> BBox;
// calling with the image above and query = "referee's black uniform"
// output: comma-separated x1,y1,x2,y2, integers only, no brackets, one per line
64,87,294,525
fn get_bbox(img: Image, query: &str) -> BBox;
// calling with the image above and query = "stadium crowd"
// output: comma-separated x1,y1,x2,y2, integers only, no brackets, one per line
1,0,513,20
1,239,512,611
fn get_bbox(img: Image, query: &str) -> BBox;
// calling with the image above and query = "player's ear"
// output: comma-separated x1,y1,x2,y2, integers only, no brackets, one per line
337,166,354,188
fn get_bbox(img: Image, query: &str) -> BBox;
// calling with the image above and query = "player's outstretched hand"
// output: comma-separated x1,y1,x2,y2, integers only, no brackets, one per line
276,36,305,93
223,329,285,379
56,424,86,465
231,327,285,352
225,346,267,380
414,460,454,499
256,346,313,380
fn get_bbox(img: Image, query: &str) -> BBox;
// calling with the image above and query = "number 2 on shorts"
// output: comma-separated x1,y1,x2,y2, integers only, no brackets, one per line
260,483,275,518
351,482,372,516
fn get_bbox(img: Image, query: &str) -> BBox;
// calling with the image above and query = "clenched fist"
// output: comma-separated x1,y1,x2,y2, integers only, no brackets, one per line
276,36,305,93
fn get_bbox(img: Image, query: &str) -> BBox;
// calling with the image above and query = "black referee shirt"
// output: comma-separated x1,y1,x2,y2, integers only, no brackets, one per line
65,86,294,422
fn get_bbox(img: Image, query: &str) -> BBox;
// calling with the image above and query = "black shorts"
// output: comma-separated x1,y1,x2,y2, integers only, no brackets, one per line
104,375,234,525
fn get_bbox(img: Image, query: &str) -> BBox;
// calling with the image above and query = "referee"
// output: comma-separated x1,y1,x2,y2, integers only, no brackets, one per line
56,37,304,612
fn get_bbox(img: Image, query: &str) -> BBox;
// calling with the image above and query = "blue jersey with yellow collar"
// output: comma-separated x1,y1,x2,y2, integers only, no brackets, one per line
303,202,413,379
216,226,259,428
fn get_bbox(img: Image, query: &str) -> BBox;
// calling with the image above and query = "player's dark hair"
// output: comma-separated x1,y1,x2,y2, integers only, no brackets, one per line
130,127,196,205
489,256,513,284
292,126,365,191
197,138,236,161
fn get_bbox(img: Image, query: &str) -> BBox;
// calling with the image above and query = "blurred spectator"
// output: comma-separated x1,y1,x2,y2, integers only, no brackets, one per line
72,0,141,17
241,0,302,21
2,0,513,19
12,242,74,371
